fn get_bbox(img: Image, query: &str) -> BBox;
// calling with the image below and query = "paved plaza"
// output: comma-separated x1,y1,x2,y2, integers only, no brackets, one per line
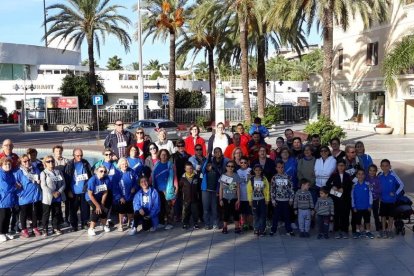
1,124,414,275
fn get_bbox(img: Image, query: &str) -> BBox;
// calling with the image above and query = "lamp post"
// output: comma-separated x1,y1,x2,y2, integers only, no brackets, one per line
14,83,35,132
137,0,145,120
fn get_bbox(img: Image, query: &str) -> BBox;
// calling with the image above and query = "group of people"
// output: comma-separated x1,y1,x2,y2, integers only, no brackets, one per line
0,117,406,242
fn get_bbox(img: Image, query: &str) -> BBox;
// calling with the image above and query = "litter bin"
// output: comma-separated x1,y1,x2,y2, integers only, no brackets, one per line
43,123,49,131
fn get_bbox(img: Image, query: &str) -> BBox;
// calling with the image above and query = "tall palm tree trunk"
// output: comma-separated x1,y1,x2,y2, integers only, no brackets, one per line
321,7,333,118
169,30,176,121
208,47,216,121
257,33,266,118
87,37,98,128
240,17,251,125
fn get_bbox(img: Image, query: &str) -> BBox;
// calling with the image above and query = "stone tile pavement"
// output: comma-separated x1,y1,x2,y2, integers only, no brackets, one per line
1,224,414,276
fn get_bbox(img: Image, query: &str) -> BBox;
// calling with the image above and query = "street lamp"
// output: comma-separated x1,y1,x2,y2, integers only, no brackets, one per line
14,83,35,132
137,0,145,120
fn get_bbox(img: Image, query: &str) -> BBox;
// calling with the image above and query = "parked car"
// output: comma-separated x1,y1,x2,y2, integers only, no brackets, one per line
126,119,182,142
0,109,8,124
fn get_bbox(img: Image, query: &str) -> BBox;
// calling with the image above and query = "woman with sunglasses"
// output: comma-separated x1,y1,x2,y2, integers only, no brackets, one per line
219,160,241,234
152,149,177,230
93,148,118,179
144,143,159,178
112,158,138,232
0,158,20,242
314,146,337,202
184,124,206,156
15,154,42,238
40,155,66,236
126,145,144,177
135,127,150,160
85,165,111,236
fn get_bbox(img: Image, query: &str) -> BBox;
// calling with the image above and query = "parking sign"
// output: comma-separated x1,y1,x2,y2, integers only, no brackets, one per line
144,92,149,101
162,95,169,104
92,95,104,105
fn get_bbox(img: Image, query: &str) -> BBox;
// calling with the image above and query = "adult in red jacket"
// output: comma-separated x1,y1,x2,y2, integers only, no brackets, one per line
0,139,19,170
224,133,248,159
184,125,206,156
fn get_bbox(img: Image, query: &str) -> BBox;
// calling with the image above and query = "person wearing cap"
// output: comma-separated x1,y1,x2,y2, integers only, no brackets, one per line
171,139,189,222
0,139,19,170
104,120,134,159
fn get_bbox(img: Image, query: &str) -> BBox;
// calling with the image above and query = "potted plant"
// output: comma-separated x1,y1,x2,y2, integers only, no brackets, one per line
374,121,393,135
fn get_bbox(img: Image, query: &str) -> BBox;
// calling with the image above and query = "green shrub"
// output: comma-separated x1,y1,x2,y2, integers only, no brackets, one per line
262,105,281,127
304,116,346,146
195,116,207,129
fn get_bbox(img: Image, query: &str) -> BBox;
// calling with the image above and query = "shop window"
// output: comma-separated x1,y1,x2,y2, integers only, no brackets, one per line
366,42,378,66
338,49,344,70
369,92,385,124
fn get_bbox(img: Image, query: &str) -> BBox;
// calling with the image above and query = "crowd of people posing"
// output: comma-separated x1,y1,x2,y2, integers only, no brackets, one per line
0,117,406,242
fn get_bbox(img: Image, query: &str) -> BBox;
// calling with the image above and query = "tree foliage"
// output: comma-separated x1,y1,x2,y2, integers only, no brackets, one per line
59,73,107,109
383,35,414,92
107,55,123,70
304,116,346,146
150,71,163,80
174,89,206,108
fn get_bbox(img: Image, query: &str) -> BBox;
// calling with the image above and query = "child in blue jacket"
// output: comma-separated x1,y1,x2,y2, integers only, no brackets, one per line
129,177,160,235
351,169,373,239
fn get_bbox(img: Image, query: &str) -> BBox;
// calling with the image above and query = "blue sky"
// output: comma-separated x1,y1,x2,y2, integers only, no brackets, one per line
0,0,321,68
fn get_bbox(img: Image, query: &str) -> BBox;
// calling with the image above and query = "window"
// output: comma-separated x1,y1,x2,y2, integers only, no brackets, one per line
338,49,344,70
406,0,414,4
366,42,378,66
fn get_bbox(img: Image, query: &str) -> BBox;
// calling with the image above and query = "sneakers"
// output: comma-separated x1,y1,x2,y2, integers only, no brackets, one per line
165,224,174,230
342,233,349,239
128,227,137,236
150,227,157,232
21,229,30,238
366,232,374,239
222,227,228,234
157,224,165,229
104,226,111,233
88,228,96,236
204,225,212,230
33,228,41,237
54,229,62,236
212,225,219,230
193,224,200,230
5,233,15,240
42,231,48,237
182,224,189,230
335,232,343,239
286,232,295,237
118,224,124,232
291,223,298,230
0,234,7,242
259,231,266,237
353,232,360,239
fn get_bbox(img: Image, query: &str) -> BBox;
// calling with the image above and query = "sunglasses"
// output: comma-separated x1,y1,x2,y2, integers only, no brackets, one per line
45,160,55,164
195,148,202,151
116,123,124,126
104,153,112,156
149,147,156,150
177,145,184,148
98,170,107,173
240,161,247,164
226,165,234,168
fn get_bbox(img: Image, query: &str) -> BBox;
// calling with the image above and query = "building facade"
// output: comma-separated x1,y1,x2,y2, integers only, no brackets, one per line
310,0,414,134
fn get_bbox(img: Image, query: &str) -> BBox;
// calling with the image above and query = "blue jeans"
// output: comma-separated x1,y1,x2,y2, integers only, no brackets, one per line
252,199,266,232
271,201,292,233
202,191,218,227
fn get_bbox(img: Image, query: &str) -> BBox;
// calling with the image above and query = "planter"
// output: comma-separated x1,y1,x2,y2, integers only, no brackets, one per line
375,127,394,135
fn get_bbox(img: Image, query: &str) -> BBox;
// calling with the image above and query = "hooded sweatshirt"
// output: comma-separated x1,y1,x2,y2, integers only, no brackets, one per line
15,166,42,205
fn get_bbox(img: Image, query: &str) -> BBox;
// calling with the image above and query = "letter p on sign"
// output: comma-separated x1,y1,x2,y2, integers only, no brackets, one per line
92,95,104,106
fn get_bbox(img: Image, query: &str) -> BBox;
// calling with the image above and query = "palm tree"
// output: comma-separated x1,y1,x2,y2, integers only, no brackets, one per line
139,0,186,121
44,0,131,127
145,59,162,70
268,0,389,117
177,0,231,121
107,55,123,70
383,35,414,92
